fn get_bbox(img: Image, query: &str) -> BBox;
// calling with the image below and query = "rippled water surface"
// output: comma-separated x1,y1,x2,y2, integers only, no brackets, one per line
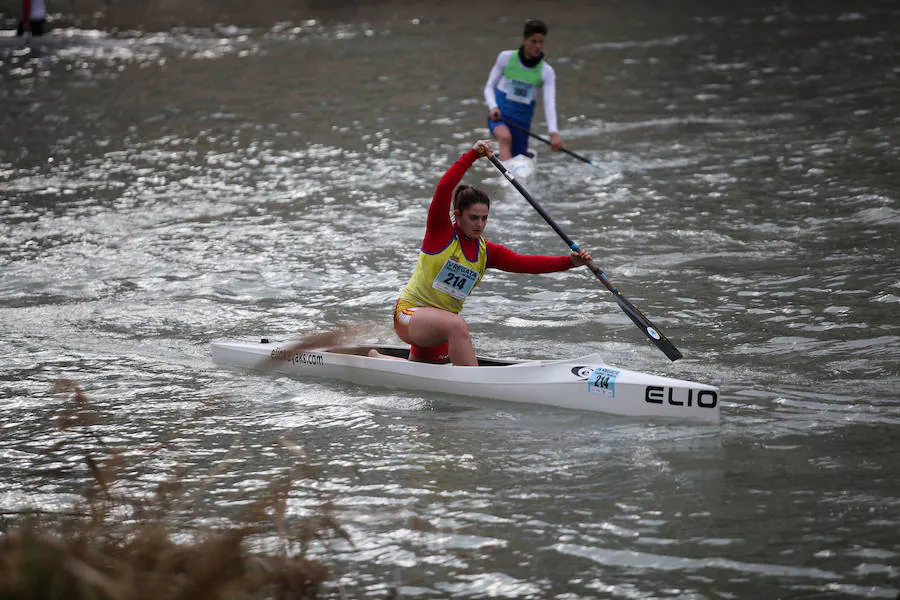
2,0,899,597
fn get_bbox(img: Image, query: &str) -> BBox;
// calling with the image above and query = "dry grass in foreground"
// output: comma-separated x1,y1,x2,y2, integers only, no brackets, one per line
0,379,360,600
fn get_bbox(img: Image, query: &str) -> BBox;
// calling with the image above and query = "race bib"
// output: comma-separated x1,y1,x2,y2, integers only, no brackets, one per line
587,366,619,397
432,259,479,300
508,79,533,104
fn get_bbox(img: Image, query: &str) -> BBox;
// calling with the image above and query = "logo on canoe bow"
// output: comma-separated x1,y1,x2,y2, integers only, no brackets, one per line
571,366,593,379
646,327,661,340
645,386,717,408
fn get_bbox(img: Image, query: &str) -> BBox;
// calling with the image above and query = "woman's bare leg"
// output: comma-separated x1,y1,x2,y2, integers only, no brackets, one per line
401,307,478,366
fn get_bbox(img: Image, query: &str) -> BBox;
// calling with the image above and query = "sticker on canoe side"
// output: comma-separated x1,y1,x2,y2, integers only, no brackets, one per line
570,366,594,380
271,349,325,366
588,366,619,397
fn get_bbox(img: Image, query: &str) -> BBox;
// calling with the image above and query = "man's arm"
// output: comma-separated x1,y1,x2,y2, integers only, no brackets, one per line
541,64,564,150
484,51,510,114
541,63,559,133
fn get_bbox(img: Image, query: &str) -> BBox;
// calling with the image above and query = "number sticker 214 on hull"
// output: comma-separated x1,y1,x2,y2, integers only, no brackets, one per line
587,366,619,397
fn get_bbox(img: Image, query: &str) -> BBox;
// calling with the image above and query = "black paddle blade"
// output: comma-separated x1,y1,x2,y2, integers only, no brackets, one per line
612,292,682,361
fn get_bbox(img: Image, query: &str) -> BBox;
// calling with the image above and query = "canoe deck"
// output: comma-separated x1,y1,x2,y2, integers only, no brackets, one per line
211,339,720,423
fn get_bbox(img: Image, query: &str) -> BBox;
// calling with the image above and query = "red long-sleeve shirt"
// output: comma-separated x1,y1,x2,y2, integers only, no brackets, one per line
422,149,573,274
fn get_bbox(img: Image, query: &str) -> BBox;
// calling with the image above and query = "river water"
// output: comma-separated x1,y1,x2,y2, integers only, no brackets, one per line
1,0,898,598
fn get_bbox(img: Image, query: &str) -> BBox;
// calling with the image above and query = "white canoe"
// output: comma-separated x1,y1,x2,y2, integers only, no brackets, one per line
501,152,537,180
211,340,720,423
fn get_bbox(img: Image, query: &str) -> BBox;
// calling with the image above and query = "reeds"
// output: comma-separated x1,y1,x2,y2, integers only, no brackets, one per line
0,379,353,600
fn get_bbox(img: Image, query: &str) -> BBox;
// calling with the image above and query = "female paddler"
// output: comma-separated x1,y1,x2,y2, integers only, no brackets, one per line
382,139,592,366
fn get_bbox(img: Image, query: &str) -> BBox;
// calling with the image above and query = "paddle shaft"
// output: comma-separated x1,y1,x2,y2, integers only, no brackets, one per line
488,154,682,361
501,119,598,167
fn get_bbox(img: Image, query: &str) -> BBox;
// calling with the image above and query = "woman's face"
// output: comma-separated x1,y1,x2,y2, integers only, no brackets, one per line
455,204,490,239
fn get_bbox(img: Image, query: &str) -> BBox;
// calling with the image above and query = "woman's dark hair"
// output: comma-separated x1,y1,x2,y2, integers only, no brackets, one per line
523,19,547,38
453,184,491,213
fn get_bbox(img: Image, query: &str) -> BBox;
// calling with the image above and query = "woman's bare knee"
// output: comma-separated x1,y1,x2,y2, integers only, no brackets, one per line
446,315,471,340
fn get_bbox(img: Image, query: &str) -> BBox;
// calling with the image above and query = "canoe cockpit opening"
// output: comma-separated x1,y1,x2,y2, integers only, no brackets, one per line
345,346,410,359
471,356,519,367
370,347,410,360
349,346,519,366
255,339,519,366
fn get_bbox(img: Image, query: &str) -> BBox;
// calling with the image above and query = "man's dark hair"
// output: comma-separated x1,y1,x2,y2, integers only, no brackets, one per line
523,19,547,38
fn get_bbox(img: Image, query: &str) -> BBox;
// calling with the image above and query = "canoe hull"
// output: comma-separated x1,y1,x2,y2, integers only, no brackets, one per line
211,340,720,423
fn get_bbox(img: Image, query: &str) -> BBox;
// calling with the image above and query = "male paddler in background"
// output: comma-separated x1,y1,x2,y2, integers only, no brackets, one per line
17,0,47,36
484,19,565,161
